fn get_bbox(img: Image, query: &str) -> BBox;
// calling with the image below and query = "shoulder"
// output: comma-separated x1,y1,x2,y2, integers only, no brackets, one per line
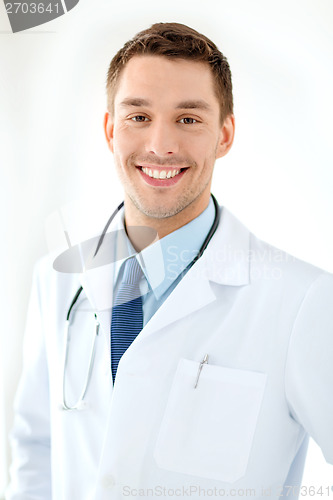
213,206,333,293
249,226,332,292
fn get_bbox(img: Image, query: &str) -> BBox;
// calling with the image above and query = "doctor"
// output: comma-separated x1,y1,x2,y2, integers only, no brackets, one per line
6,22,333,500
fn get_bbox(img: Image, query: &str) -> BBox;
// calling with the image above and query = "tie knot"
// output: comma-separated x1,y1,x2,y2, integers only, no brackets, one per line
122,257,143,285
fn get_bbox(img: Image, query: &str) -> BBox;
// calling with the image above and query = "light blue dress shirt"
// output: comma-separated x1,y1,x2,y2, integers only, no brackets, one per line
113,197,215,326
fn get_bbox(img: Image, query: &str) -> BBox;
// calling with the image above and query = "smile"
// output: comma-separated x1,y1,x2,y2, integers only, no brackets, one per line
137,165,188,187
141,167,182,179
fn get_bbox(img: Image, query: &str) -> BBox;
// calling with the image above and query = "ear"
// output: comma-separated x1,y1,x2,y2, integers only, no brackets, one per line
215,114,235,159
104,111,114,153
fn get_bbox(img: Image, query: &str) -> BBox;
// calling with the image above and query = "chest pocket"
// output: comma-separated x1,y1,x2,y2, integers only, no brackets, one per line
154,358,267,483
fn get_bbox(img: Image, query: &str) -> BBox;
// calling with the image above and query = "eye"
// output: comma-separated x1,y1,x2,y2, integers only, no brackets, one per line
131,115,149,122
179,117,197,124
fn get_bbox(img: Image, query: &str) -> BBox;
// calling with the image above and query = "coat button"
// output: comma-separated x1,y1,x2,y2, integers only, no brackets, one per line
101,474,116,489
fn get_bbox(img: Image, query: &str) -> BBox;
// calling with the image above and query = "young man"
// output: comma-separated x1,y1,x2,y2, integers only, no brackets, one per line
6,22,333,500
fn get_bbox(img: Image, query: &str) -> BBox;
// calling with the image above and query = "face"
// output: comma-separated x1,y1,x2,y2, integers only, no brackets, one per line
104,55,234,225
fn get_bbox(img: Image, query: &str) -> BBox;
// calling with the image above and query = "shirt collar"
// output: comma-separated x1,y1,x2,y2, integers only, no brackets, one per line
113,197,216,299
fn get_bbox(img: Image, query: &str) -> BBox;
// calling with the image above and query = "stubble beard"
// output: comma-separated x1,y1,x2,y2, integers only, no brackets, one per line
114,152,215,220
128,175,212,220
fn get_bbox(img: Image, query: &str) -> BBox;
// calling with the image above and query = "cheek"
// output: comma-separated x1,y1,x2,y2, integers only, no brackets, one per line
189,135,215,164
113,126,141,157
113,132,130,158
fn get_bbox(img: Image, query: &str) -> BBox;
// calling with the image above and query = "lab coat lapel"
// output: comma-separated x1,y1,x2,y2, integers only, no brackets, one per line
139,257,216,338
135,206,251,341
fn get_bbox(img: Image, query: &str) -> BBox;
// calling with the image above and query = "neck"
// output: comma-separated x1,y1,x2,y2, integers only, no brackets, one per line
124,195,211,253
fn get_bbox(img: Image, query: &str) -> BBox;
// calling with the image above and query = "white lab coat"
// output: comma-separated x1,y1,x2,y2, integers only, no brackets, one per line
6,206,333,500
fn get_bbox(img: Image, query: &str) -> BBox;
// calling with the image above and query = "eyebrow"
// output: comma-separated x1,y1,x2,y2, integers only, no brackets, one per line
119,98,151,108
119,97,212,112
175,100,212,112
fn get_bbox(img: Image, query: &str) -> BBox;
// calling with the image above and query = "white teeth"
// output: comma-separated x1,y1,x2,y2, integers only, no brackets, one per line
141,167,181,179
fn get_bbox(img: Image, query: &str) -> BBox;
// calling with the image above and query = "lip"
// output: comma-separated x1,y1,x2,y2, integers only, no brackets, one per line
137,166,188,187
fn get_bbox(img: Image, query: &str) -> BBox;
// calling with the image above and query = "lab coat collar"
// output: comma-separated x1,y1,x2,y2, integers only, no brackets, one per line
135,207,250,339
204,206,250,286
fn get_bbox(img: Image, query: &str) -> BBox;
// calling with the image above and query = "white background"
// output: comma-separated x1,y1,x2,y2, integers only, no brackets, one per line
1,0,332,497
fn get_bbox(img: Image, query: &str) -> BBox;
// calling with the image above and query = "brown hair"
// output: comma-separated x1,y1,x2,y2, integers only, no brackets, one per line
106,22,233,123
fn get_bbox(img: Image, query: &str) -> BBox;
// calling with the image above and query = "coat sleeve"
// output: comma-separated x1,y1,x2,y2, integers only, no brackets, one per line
285,271,333,464
5,263,52,500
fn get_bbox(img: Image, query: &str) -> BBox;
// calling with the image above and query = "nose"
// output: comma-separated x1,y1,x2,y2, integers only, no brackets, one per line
145,119,179,156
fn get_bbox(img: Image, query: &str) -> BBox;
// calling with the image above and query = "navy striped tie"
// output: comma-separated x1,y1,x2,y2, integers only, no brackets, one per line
111,257,144,383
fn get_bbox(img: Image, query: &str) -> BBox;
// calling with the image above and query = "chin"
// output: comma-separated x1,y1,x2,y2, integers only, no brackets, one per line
129,190,200,220
138,205,180,220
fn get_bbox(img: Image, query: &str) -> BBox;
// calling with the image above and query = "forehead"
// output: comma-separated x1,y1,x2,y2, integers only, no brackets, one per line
113,55,218,108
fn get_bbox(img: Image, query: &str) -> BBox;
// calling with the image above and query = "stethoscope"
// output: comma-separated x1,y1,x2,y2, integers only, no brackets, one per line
61,194,221,411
